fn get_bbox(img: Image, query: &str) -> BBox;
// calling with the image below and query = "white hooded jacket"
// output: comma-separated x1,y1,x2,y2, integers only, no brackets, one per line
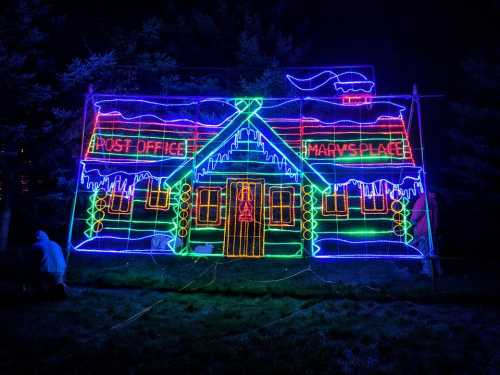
33,230,67,274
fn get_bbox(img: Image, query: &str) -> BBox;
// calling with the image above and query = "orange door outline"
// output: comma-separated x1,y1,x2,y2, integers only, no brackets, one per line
223,178,265,258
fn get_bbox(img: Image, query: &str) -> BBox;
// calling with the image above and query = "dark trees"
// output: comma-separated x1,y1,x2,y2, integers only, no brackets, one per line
0,0,307,249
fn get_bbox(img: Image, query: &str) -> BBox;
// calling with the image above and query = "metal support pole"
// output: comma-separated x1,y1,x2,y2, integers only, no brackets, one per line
66,85,94,254
413,84,436,290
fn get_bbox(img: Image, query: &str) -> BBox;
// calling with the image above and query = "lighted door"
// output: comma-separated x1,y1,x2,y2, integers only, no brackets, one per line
224,179,265,258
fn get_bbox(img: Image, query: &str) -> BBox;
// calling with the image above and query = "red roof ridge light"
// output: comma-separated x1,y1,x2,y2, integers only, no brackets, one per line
341,94,373,105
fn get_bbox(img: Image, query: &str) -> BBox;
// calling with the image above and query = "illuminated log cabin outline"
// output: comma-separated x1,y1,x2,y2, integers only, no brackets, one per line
69,68,430,259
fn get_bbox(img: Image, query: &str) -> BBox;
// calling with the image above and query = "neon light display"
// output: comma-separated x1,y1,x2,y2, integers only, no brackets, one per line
69,67,432,259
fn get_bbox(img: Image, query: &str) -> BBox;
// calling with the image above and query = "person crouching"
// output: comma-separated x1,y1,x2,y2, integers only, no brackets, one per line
31,230,67,299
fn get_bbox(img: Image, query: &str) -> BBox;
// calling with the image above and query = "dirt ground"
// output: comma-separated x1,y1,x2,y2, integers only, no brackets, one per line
1,253,499,374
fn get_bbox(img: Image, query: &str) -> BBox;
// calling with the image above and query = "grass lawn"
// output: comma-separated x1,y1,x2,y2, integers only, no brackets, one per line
1,286,499,374
1,252,499,373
